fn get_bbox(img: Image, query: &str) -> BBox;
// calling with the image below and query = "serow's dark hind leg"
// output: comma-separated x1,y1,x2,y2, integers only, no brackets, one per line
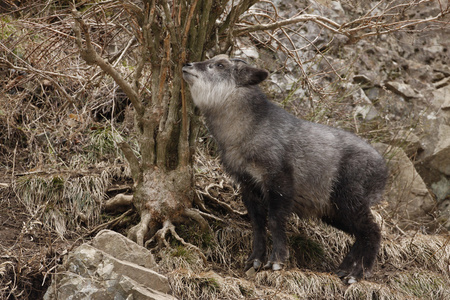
333,209,381,283
242,185,268,271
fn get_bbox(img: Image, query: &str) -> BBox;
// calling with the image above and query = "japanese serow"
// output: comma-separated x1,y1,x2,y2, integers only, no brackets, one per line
182,55,388,283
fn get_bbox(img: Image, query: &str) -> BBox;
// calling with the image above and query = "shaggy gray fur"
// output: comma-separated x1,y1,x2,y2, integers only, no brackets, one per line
183,55,388,282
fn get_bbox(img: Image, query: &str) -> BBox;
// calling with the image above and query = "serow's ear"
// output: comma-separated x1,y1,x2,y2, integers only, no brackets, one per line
238,66,269,86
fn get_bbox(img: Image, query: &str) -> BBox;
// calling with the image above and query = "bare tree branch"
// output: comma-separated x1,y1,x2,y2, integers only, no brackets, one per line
351,12,450,39
118,142,142,182
0,48,79,80
234,14,342,37
72,8,144,115
234,2,450,41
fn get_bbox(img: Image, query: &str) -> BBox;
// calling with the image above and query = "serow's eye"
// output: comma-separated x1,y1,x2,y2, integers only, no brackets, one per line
216,63,224,68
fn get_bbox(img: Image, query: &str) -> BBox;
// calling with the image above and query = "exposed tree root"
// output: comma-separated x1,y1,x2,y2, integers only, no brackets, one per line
103,180,230,257
198,183,247,217
145,220,171,248
183,208,210,232
104,193,134,211
146,220,207,263
190,208,226,224
193,192,210,213
128,211,151,246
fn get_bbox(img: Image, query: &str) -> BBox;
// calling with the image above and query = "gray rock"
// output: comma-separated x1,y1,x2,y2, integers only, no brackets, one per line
348,86,380,121
437,198,450,230
416,123,450,185
44,241,176,300
433,65,450,77
44,276,101,300
385,81,422,99
91,229,156,269
353,74,373,86
374,143,436,229
434,77,450,89
118,275,177,300
431,177,450,202
364,87,381,102
432,85,450,111
415,117,450,200
389,129,423,157
428,124,450,176
354,104,379,121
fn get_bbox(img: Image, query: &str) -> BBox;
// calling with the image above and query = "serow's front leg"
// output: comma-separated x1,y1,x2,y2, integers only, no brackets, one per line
264,189,291,271
242,186,267,271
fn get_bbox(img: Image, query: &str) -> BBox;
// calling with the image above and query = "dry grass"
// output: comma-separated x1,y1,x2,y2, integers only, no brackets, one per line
166,229,450,299
14,172,107,236
160,147,450,300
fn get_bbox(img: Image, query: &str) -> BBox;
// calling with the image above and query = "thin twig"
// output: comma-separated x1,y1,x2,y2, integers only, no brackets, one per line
87,209,134,236
199,183,247,217
71,7,144,114
234,14,341,36
0,54,80,80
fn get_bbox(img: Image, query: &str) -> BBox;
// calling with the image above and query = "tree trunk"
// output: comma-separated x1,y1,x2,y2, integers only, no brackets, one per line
128,166,194,246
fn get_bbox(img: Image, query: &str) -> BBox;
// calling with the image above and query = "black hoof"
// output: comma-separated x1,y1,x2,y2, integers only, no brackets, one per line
335,269,349,278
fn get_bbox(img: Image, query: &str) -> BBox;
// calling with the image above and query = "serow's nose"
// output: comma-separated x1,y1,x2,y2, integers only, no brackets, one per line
183,63,193,67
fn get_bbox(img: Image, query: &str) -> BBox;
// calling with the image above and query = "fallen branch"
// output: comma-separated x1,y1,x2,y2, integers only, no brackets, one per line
104,193,134,211
87,209,134,236
183,208,210,232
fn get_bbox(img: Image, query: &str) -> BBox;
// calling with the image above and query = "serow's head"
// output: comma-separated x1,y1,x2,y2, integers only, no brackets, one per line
182,54,269,108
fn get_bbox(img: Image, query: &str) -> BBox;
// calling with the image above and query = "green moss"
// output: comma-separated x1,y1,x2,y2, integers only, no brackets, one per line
289,234,325,266
0,16,15,40
198,278,220,292
85,126,121,161
171,245,190,257
177,223,216,249
170,245,198,265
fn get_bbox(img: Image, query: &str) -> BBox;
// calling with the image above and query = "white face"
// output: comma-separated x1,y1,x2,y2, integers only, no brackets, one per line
183,55,269,111
182,55,238,109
